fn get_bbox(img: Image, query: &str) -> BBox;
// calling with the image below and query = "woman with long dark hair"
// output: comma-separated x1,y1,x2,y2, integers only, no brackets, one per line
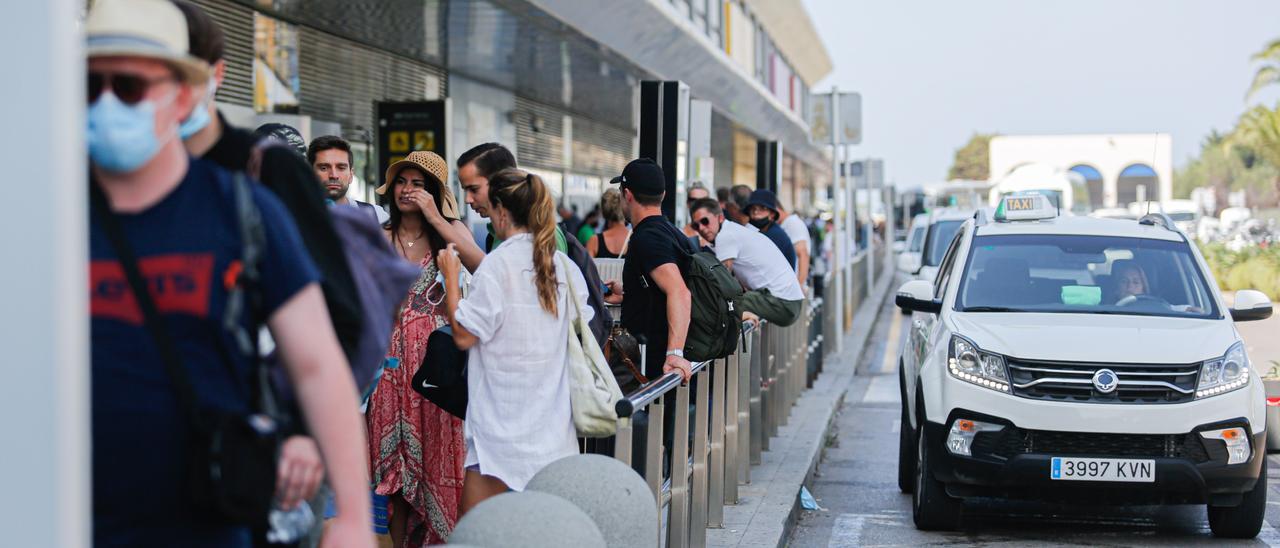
438,169,588,514
366,151,472,547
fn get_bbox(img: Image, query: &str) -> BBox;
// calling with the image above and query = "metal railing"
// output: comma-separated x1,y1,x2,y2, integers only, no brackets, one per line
610,298,823,548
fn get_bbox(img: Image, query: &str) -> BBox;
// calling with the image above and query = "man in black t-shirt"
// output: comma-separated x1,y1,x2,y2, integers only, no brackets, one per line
602,159,694,382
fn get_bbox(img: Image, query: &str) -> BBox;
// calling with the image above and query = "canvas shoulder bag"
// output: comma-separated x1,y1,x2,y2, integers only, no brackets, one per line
559,255,625,437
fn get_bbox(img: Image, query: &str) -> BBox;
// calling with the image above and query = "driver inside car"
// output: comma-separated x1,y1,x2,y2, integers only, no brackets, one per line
1112,261,1150,305
1111,260,1204,313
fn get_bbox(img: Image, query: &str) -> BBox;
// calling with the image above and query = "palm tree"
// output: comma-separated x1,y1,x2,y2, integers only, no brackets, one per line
1247,38,1280,101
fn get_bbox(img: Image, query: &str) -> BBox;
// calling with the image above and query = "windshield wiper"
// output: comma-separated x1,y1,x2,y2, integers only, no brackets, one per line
962,306,1024,313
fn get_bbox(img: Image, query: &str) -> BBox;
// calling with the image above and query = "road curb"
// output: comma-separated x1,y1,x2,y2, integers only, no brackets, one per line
710,265,898,547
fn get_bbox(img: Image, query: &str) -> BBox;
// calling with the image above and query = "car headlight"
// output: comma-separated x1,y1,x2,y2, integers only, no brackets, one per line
948,335,1010,392
1196,342,1250,399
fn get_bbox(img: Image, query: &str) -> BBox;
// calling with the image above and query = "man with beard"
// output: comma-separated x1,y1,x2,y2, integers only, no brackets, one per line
308,135,389,225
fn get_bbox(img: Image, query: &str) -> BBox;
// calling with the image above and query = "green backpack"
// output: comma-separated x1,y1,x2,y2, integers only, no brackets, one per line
683,248,745,362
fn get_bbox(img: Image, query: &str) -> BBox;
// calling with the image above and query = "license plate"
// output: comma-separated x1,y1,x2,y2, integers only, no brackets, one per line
1049,457,1154,482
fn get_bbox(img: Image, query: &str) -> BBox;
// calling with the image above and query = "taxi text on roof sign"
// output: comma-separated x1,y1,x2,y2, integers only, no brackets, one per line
994,192,1057,222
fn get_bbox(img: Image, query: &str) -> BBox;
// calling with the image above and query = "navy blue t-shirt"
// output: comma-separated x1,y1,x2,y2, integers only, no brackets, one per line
89,158,319,547
760,222,798,271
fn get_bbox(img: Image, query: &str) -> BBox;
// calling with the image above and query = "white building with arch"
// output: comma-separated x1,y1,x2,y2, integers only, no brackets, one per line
989,133,1173,209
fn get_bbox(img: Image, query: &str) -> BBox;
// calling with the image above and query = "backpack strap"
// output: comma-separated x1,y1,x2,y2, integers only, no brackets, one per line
221,172,277,418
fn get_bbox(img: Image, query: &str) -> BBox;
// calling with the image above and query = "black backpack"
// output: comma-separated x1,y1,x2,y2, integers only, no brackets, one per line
682,248,745,361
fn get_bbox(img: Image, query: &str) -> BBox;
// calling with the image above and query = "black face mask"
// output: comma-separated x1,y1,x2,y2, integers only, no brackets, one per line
748,218,772,230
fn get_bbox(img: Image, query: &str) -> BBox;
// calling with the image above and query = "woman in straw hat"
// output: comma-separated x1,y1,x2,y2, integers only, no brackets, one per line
366,150,473,546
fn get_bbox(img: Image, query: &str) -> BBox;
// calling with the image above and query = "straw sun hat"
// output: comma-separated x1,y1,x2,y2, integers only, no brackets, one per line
379,150,460,220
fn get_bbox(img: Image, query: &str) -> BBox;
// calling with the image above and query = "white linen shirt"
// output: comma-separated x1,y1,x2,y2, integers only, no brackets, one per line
453,233,590,491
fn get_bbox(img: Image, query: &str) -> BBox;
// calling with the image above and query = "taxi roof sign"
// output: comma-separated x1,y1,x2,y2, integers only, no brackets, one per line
994,193,1057,222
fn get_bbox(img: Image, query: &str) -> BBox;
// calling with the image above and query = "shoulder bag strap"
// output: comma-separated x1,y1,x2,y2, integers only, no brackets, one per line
90,179,205,428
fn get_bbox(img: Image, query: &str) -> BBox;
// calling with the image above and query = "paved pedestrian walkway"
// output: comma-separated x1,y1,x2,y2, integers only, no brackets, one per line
710,265,897,547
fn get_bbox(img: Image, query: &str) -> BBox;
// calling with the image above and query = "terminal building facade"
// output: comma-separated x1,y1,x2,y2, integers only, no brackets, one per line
190,0,833,222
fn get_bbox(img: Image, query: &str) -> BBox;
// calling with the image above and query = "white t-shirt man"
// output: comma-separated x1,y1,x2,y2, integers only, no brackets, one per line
780,214,811,250
712,220,805,301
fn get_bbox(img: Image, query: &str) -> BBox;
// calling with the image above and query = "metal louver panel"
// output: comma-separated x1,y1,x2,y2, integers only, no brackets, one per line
514,97,566,171
190,0,253,107
297,27,447,133
572,117,634,177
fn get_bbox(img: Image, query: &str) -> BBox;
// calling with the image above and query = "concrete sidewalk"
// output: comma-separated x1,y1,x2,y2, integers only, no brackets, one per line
709,265,898,547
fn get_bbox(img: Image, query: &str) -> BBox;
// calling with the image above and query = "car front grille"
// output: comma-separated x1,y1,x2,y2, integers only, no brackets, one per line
972,428,1213,463
1006,358,1199,404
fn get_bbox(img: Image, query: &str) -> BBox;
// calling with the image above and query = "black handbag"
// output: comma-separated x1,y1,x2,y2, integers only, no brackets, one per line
412,325,469,419
91,176,279,528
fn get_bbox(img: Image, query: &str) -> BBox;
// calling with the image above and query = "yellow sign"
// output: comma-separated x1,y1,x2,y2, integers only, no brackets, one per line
1005,197,1036,211
388,131,410,153
413,131,435,151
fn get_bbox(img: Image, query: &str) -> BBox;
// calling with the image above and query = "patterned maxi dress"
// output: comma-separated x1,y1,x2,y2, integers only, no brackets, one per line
367,257,466,546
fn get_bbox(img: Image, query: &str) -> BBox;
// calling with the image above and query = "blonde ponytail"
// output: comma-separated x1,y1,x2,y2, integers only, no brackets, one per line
527,179,558,316
487,168,561,316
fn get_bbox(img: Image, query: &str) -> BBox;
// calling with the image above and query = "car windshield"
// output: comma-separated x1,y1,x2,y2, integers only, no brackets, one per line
908,225,926,252
924,220,963,266
957,234,1219,319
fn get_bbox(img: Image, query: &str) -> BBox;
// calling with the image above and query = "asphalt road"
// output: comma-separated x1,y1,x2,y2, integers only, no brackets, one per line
789,292,1280,547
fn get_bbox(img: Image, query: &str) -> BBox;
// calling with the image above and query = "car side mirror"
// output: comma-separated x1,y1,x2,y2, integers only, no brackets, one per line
1231,289,1274,322
896,279,942,314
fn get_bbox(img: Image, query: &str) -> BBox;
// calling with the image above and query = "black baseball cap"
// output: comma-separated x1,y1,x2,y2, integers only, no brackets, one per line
609,158,666,196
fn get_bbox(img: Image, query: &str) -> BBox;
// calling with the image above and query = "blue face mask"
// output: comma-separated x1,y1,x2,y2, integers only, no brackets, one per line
87,91,173,173
178,78,216,139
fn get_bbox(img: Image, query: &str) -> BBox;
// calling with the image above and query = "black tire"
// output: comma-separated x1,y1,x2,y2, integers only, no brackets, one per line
897,367,916,493
912,403,962,530
1208,455,1267,539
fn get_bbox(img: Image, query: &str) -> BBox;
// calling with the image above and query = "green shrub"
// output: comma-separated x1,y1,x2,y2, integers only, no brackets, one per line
1197,242,1280,300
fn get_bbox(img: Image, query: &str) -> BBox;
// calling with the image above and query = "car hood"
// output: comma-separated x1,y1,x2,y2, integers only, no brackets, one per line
949,312,1237,364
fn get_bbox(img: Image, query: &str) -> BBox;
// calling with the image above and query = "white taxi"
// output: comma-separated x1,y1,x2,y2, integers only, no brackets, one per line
894,193,1275,537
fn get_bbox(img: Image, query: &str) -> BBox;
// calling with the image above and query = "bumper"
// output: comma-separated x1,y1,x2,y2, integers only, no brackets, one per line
922,411,1266,505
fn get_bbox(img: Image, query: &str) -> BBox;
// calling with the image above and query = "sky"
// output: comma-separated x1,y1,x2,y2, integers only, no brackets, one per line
801,0,1280,185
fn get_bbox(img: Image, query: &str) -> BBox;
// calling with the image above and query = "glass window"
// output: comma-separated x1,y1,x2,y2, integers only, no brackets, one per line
922,220,963,267
956,234,1218,319
908,225,926,252
934,227,966,298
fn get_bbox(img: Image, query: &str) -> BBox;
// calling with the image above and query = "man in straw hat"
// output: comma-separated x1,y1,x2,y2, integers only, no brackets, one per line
85,1,373,546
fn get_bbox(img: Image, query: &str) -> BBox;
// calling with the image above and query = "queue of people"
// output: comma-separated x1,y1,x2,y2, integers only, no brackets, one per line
85,1,828,547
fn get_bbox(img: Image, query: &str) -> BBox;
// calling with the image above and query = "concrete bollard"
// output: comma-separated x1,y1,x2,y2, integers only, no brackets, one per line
448,491,605,547
525,454,658,548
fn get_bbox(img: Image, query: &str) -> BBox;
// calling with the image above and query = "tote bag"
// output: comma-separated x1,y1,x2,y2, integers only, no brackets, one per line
560,256,625,437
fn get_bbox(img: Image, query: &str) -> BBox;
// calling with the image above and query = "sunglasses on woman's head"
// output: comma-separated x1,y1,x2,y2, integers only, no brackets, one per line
88,72,175,105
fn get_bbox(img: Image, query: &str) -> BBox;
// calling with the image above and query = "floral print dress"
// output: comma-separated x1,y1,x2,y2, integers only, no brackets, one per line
366,256,465,546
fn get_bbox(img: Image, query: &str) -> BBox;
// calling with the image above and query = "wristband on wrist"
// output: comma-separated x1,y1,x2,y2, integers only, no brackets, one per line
666,349,684,358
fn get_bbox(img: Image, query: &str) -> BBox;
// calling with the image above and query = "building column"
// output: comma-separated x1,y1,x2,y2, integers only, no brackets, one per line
0,0,90,546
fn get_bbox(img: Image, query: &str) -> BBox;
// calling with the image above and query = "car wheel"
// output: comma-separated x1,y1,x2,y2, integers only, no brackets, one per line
1208,455,1267,539
897,367,916,493
912,405,962,530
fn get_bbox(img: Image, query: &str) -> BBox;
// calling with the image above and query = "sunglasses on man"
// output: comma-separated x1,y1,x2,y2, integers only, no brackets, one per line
88,72,175,105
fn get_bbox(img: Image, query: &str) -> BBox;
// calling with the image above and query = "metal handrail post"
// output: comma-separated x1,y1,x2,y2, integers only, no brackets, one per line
748,325,763,465
759,324,773,451
776,319,790,427
707,357,726,525
723,347,740,503
690,367,711,546
739,328,754,478
668,384,692,548
646,396,665,504
615,417,633,466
